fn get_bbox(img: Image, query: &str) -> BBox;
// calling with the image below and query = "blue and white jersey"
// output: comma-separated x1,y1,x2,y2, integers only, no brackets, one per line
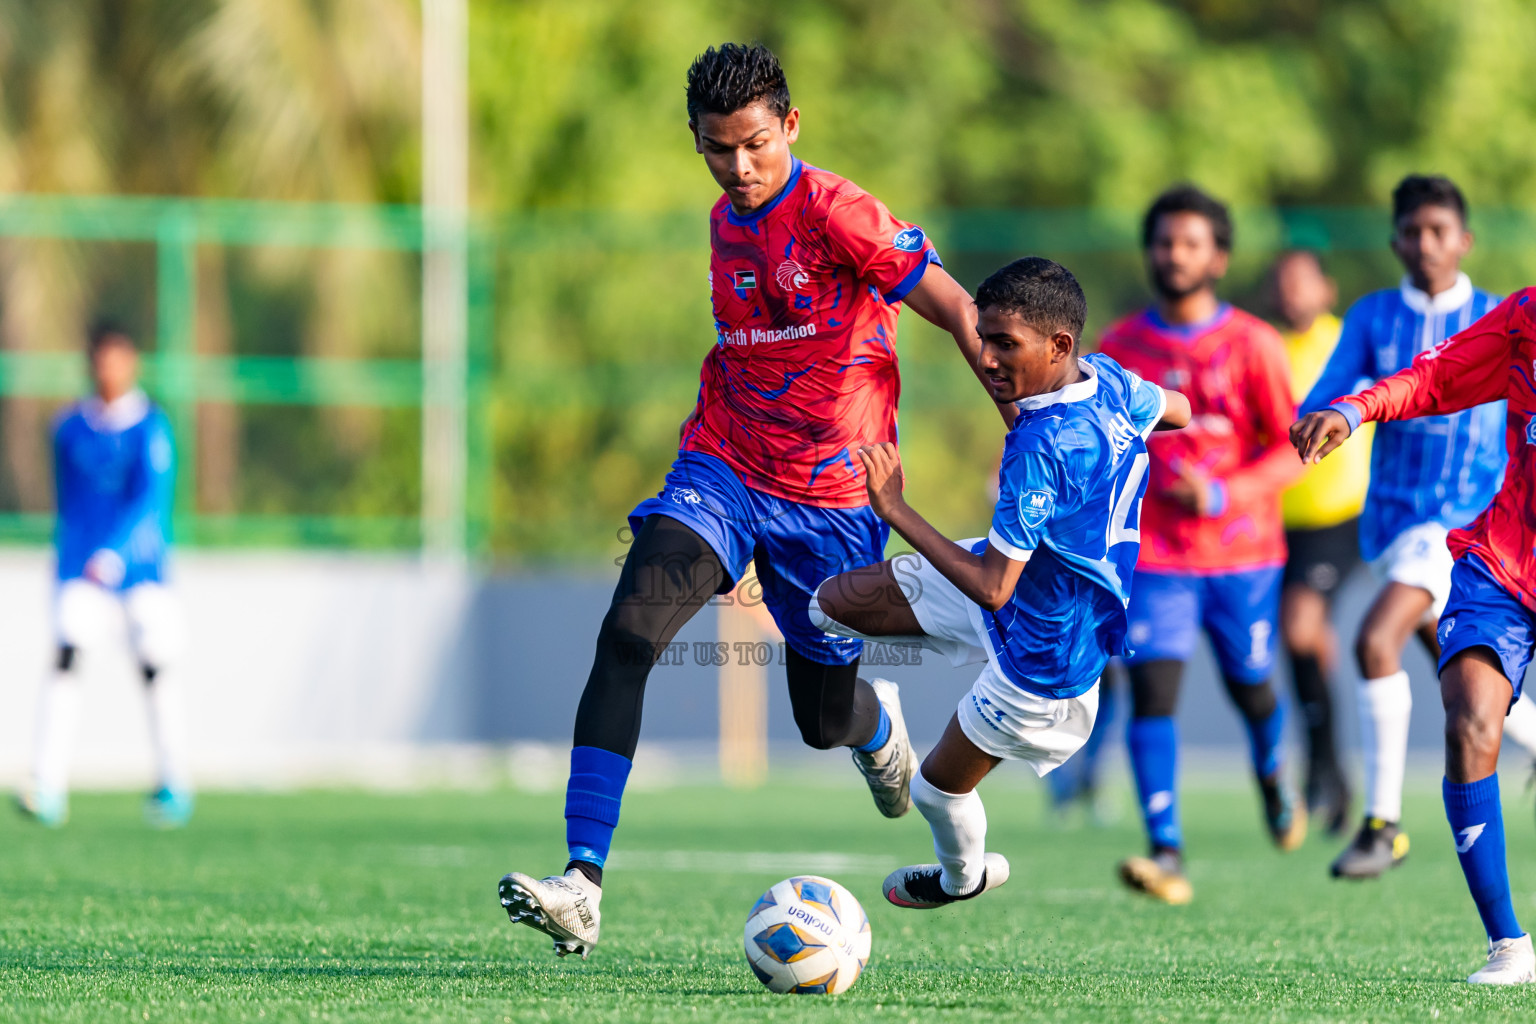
1300,274,1505,560
53,390,175,589
981,352,1163,699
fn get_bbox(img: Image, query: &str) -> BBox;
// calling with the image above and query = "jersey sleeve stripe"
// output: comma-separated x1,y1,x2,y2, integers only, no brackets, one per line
986,527,1034,562
1141,385,1168,439
881,248,941,305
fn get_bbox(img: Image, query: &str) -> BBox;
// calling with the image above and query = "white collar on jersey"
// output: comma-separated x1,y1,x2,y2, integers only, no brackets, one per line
1013,360,1099,412
1399,272,1473,316
81,388,150,432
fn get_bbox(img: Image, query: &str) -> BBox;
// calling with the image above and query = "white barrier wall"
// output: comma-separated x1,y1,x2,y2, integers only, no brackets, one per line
0,549,1450,790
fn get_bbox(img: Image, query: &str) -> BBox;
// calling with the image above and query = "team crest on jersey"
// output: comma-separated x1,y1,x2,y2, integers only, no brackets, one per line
891,227,925,252
1018,489,1054,528
1526,415,1536,446
775,260,810,291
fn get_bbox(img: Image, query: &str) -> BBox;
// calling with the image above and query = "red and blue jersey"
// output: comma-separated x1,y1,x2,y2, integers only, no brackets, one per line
1098,305,1301,573
1332,288,1536,612
682,157,940,508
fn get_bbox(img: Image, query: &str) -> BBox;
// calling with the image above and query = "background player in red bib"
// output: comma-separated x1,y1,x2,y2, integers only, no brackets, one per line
1099,185,1307,905
495,42,995,959
1294,290,1536,984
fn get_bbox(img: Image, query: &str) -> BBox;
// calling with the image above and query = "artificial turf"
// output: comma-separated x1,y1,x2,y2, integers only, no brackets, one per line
2,777,1535,1022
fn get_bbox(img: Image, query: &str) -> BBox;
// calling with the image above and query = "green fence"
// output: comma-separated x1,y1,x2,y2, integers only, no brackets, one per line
4,195,1534,561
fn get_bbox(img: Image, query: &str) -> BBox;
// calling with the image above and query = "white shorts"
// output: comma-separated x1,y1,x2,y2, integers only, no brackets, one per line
811,540,1098,774
55,579,188,670
1371,522,1454,619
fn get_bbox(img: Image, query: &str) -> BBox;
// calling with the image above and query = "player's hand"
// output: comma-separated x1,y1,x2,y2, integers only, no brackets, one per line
857,442,906,519
1163,463,1216,516
1290,409,1352,464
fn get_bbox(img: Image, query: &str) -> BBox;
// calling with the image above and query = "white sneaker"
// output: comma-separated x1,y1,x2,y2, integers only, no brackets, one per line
498,869,601,959
1468,934,1535,984
884,852,1010,909
851,679,919,818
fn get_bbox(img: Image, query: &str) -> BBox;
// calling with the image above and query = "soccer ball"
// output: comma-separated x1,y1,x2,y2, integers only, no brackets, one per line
742,875,871,995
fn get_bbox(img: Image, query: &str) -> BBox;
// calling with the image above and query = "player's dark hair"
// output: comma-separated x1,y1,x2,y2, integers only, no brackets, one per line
975,257,1088,346
1142,184,1233,252
87,318,135,352
1392,174,1468,226
686,43,791,123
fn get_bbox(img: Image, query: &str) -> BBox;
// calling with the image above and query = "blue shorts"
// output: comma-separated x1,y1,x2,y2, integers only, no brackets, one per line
630,451,888,665
1123,567,1282,684
1437,555,1534,701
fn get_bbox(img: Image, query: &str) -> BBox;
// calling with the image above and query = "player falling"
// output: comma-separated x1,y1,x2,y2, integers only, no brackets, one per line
1270,249,1360,836
813,257,1189,907
497,43,995,958
1098,186,1307,904
1299,175,1536,879
1292,279,1536,984
17,321,194,829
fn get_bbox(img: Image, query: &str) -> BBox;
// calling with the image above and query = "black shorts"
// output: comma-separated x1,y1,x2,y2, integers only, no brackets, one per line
1283,517,1362,599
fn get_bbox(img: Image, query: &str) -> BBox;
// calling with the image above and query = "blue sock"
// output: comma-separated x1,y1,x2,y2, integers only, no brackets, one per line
1244,701,1285,780
854,703,891,753
1128,716,1180,849
565,746,633,868
1444,774,1523,942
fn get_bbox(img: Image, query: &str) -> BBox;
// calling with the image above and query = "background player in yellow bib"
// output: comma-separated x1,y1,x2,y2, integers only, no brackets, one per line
1272,250,1370,837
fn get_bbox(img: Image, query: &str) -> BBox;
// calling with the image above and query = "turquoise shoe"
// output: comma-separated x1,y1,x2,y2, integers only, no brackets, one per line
144,787,194,829
16,789,68,828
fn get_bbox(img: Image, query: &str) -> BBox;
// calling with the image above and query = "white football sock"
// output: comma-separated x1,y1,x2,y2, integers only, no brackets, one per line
911,771,987,895
1502,693,1536,758
1357,670,1411,823
32,671,82,798
144,669,192,792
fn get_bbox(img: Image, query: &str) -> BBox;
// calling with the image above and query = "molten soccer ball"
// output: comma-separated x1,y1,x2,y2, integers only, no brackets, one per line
742,875,871,995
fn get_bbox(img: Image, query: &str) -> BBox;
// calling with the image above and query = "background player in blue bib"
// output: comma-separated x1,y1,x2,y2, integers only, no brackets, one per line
812,257,1190,906
17,322,193,829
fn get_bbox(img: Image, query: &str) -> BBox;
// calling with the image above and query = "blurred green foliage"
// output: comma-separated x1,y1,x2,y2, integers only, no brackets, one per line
5,1,1536,560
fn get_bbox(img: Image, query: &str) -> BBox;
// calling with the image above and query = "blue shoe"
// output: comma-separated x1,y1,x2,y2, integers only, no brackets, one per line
16,789,68,828
144,787,194,829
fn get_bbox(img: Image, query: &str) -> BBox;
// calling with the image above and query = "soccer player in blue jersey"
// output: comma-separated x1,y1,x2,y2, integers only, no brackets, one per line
1298,175,1536,878
812,257,1190,905
17,322,193,829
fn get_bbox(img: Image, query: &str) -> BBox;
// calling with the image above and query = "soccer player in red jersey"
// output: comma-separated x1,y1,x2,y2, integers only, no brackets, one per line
495,43,994,958
1293,291,1536,984
1098,186,1306,905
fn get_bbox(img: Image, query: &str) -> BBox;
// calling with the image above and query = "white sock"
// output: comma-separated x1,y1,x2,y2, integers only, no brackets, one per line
1502,693,1536,758
32,671,82,798
1357,671,1411,823
144,669,192,792
910,771,987,895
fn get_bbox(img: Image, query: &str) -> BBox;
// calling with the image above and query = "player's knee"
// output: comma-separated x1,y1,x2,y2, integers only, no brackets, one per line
1444,703,1502,767
1129,660,1182,718
597,598,672,667
1354,629,1400,679
1222,675,1277,722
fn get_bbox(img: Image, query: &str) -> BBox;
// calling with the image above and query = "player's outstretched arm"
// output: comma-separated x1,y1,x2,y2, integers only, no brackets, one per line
1290,409,1353,465
859,442,1025,610
902,268,1016,428
1155,389,1192,431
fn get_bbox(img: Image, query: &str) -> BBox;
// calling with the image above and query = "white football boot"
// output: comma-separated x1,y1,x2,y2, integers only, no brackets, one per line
884,852,1010,909
1468,934,1536,984
851,679,919,818
498,869,601,959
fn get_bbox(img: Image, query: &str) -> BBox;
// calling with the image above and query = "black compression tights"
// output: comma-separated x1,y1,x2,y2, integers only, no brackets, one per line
1128,658,1279,722
571,514,881,758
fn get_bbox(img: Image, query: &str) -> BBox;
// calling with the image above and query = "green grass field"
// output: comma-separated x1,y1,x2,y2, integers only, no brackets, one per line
3,777,1536,1022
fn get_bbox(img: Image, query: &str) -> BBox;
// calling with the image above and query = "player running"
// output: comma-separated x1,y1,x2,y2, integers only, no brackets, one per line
811,257,1190,908
1291,282,1536,984
1098,185,1306,905
17,321,193,829
1297,175,1536,880
1272,249,1362,835
497,43,996,958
